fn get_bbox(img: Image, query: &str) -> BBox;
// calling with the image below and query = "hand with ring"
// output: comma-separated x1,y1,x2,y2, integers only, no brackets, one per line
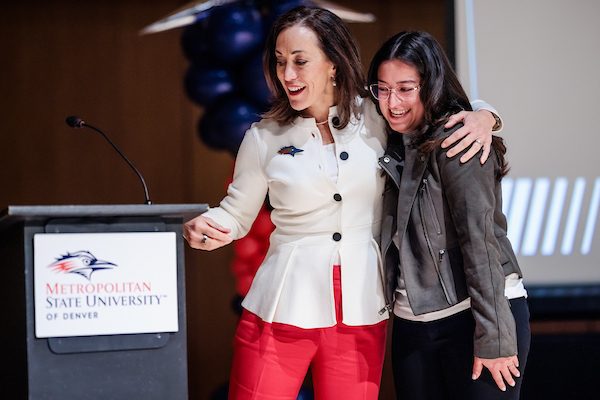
183,215,232,250
441,109,497,164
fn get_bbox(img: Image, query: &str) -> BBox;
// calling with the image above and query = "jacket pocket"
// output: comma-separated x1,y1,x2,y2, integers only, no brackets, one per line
420,178,442,235
439,247,466,304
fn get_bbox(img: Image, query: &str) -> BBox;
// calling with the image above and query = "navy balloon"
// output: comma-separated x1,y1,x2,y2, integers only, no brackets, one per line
199,96,261,155
210,382,228,400
297,386,314,400
263,0,308,31
208,4,264,66
184,65,234,107
237,51,271,109
180,18,212,66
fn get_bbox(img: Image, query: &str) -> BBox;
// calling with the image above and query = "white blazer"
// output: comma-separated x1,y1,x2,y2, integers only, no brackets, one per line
204,98,390,328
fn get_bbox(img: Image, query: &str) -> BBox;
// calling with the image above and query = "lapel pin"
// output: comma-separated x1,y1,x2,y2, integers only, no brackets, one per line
278,145,304,157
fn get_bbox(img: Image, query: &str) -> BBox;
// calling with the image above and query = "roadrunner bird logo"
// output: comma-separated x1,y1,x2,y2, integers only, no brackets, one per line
278,145,304,157
48,251,117,281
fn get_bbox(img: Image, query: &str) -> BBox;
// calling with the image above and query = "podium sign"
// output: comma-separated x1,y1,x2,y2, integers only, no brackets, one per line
34,232,178,338
0,204,207,400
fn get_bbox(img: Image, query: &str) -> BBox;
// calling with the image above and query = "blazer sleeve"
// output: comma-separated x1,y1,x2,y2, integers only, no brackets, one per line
471,99,503,132
436,144,517,359
203,127,269,240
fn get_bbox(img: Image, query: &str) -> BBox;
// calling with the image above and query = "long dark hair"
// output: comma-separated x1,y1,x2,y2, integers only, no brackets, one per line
367,31,508,178
262,6,367,128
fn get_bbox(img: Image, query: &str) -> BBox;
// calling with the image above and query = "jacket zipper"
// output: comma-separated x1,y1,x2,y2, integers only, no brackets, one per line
372,236,393,316
378,155,401,315
422,179,442,234
419,185,451,304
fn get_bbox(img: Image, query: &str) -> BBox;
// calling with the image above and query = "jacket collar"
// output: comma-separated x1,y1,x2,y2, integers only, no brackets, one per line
379,133,405,188
396,145,430,238
379,153,403,189
381,135,431,248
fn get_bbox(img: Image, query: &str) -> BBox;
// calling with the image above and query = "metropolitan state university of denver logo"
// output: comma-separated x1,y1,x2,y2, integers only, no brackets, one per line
48,250,117,281
35,233,179,337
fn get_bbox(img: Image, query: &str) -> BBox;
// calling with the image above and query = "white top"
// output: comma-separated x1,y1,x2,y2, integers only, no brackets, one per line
323,143,339,183
393,275,527,322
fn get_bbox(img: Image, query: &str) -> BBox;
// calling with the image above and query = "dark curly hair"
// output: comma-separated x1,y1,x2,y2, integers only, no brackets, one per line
367,31,508,179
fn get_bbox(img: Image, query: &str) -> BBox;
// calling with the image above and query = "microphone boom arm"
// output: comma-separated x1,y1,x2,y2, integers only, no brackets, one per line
66,116,152,205
85,123,152,205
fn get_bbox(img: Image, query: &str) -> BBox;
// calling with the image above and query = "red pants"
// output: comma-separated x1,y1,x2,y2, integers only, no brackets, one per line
228,266,387,400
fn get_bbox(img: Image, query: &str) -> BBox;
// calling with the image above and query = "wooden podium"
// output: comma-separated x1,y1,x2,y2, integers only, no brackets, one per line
0,204,207,400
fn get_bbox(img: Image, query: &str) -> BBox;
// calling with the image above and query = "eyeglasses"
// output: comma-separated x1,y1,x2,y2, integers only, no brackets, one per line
368,83,420,101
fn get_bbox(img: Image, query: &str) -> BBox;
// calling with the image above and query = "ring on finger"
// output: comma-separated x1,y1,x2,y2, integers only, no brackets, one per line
201,234,209,244
475,138,482,145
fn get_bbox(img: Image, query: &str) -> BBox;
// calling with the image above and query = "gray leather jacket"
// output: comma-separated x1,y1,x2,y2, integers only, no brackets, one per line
379,124,522,358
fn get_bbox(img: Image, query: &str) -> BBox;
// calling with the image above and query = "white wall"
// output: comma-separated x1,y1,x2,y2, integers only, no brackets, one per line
455,0,600,285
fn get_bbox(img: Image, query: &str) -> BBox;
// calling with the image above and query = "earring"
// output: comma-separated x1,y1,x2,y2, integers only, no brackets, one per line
332,76,337,87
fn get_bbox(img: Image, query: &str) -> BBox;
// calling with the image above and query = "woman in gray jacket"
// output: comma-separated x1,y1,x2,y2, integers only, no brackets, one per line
368,31,530,400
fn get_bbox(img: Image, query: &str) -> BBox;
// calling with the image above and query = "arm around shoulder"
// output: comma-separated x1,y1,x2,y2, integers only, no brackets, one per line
442,100,502,164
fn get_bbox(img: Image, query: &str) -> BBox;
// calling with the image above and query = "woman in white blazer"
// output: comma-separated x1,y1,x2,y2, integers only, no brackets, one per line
183,6,500,400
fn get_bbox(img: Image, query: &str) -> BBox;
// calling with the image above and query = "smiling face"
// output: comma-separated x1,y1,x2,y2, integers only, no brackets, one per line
275,24,336,120
377,59,425,134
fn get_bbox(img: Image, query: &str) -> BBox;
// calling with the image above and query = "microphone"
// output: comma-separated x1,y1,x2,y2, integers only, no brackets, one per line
65,115,152,205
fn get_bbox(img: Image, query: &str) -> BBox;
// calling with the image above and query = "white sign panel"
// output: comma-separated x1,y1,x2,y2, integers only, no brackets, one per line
33,232,178,338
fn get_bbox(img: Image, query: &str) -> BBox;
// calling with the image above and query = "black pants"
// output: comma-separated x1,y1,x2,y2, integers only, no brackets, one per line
391,297,531,400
